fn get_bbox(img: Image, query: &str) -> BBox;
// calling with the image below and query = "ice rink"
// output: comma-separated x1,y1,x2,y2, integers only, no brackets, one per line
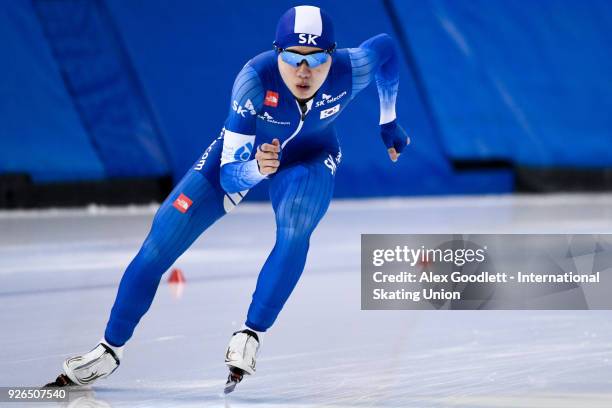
1,194,612,407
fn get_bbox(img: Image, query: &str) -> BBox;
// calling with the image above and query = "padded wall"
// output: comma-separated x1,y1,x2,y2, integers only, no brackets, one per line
392,0,612,167
3,0,610,197
105,0,511,198
0,1,105,182
33,0,170,178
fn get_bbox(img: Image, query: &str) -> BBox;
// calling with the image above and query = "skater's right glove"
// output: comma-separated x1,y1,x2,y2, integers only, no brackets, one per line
380,120,410,162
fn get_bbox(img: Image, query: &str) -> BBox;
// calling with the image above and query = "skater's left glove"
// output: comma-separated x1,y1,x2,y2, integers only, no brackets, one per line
380,119,410,162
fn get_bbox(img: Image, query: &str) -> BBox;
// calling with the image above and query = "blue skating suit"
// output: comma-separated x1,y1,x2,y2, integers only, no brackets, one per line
105,34,400,345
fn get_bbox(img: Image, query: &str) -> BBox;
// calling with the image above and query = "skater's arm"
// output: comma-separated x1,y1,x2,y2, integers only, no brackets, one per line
349,33,399,125
220,154,266,193
220,64,267,193
349,34,409,162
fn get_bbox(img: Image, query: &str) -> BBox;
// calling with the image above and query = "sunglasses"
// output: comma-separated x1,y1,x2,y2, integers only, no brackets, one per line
278,49,332,68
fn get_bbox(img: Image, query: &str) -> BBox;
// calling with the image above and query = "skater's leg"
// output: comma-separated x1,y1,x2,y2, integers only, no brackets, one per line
104,170,227,346
50,138,241,387
246,153,336,331
223,153,336,391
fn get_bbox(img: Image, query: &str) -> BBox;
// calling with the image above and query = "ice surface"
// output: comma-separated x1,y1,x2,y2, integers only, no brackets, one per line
1,194,612,407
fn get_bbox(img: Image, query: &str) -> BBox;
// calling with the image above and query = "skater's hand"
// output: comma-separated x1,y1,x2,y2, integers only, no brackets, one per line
256,139,281,175
380,120,410,162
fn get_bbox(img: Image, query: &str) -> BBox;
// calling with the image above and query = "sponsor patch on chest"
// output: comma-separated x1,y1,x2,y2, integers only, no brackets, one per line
258,111,291,125
264,91,279,107
316,91,347,108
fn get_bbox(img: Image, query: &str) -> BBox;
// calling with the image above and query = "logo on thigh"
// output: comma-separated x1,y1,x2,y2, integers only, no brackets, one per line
173,193,193,213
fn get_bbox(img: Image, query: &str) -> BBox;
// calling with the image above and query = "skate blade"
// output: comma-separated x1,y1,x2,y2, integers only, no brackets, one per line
43,374,77,388
223,368,244,395
224,379,238,394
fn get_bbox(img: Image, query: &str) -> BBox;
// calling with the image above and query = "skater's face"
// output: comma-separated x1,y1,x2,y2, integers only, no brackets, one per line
277,46,332,100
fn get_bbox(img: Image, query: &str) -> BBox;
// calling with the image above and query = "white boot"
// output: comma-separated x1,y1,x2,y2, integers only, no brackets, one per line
224,329,260,375
62,342,122,386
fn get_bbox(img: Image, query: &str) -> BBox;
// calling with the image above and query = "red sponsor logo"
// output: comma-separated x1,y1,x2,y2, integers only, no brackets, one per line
172,193,193,213
264,90,279,107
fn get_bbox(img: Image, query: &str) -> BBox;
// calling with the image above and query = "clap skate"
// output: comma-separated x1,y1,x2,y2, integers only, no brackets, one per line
223,329,260,394
45,343,120,388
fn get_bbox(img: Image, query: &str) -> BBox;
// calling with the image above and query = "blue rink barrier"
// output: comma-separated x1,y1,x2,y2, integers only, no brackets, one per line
0,1,105,182
105,0,512,198
391,0,612,167
2,0,611,202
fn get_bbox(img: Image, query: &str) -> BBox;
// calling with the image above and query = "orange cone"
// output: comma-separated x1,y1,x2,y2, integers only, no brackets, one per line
168,268,186,284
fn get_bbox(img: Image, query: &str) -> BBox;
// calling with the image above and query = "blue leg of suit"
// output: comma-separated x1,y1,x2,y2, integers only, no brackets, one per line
104,170,226,346
246,152,336,331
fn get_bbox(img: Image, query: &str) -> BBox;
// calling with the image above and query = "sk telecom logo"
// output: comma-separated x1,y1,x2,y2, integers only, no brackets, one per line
173,193,193,213
264,91,279,107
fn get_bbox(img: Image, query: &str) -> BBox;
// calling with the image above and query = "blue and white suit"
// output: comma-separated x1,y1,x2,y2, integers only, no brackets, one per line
105,33,401,345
